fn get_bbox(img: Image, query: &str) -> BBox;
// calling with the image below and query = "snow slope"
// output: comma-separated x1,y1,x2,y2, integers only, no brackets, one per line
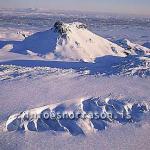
0,27,32,41
0,54,149,79
115,39,150,56
0,22,126,62
143,42,150,49
0,72,150,150
0,16,150,150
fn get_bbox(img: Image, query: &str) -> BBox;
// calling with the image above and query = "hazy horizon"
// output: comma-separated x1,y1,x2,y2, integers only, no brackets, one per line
0,0,150,16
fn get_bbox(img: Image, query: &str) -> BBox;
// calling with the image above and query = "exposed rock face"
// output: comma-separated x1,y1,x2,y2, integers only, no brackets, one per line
54,21,87,34
54,21,68,34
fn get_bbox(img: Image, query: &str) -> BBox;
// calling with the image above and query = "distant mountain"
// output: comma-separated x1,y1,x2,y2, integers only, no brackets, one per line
115,39,150,56
3,21,126,62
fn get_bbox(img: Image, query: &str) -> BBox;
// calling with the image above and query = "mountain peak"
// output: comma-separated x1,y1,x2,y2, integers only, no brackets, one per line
53,21,88,34
53,21,68,34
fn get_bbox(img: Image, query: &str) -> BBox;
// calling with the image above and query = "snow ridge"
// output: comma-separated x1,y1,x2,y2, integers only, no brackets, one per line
115,39,150,56
6,97,149,136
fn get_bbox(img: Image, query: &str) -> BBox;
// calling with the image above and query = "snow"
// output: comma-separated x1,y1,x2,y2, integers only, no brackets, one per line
143,42,150,49
6,97,149,135
0,28,32,41
0,72,150,149
0,10,150,150
0,22,126,62
115,38,150,55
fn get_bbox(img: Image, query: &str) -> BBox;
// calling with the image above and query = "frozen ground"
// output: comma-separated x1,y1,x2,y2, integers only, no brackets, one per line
0,9,150,150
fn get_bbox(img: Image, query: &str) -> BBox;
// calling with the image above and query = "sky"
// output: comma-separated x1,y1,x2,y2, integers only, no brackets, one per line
0,0,150,16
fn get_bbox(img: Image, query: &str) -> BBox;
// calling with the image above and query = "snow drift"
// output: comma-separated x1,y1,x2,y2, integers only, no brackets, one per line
115,39,150,56
6,97,149,136
109,56,150,77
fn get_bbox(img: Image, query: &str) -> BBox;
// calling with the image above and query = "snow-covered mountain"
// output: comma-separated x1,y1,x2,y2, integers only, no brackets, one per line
4,21,126,62
115,39,150,56
0,9,150,150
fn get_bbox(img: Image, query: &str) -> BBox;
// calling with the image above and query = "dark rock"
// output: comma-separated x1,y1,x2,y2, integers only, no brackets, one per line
77,23,87,29
54,21,67,34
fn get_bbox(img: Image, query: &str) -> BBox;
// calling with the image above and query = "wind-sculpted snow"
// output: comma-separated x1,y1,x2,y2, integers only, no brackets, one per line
115,39,150,56
0,65,76,81
0,55,149,81
109,56,150,77
6,97,149,136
